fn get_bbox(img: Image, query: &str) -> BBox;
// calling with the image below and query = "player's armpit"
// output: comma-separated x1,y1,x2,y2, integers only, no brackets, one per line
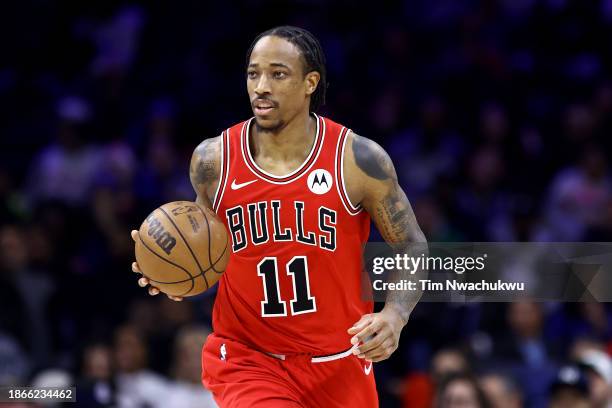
189,135,223,208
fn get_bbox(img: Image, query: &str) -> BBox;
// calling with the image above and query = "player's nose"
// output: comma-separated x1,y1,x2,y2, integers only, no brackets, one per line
254,74,271,95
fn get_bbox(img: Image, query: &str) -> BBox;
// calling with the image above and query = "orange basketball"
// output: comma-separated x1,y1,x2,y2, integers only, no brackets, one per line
134,201,229,297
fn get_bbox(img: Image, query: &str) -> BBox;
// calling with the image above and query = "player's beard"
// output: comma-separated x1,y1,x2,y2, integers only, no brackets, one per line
255,118,286,134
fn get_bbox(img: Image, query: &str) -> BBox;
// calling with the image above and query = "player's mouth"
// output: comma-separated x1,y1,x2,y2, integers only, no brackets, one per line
253,100,277,116
254,106,275,116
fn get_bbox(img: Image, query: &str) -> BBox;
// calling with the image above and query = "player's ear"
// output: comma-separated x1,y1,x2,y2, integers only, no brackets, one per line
305,71,320,96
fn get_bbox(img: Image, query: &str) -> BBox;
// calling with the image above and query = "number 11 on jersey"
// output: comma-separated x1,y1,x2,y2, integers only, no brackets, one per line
257,256,317,317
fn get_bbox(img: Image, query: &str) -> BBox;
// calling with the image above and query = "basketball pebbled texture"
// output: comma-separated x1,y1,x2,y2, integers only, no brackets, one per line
135,201,229,297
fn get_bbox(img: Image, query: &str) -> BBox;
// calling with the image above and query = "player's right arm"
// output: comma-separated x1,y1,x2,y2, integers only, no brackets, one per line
188,135,223,208
131,135,223,300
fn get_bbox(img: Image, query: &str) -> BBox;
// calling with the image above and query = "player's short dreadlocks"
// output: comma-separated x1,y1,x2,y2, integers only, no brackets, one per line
246,26,327,112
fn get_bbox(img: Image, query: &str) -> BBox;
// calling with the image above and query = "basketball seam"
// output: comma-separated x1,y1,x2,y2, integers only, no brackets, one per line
159,207,210,289
216,235,229,273
142,233,226,283
202,207,213,269
142,246,223,283
195,204,229,274
138,234,196,296
196,205,217,273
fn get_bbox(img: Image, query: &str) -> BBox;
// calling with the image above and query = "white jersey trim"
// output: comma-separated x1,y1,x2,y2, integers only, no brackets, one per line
241,113,325,184
212,129,231,212
311,345,358,363
265,345,358,363
335,128,363,215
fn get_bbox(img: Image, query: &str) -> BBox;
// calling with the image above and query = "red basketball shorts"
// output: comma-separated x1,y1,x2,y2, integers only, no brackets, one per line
201,333,379,407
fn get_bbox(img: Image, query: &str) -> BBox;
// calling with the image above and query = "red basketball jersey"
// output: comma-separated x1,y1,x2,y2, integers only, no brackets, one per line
212,114,372,355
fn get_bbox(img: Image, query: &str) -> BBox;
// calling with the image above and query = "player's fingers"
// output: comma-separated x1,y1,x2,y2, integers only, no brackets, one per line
351,319,383,347
348,314,373,336
366,346,395,362
132,262,142,273
138,277,150,287
131,229,139,242
148,286,160,296
362,338,395,361
355,329,390,355
367,352,391,363
361,349,385,361
167,295,183,302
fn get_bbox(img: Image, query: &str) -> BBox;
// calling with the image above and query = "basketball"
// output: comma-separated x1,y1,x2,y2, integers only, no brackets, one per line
134,201,229,297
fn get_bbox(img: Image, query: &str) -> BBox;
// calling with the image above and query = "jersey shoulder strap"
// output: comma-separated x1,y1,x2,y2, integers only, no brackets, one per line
212,120,248,211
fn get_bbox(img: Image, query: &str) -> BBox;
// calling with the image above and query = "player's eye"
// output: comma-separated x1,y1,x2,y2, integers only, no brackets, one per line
247,71,257,79
273,71,287,79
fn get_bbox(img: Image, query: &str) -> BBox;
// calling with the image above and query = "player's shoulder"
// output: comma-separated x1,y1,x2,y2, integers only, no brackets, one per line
192,134,222,164
190,134,223,205
343,130,395,181
191,115,252,167
190,133,224,189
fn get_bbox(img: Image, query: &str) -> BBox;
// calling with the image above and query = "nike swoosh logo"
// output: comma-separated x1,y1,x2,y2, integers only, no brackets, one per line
231,179,258,190
364,361,373,375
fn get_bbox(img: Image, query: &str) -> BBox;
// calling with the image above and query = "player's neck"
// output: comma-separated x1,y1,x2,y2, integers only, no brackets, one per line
251,110,316,162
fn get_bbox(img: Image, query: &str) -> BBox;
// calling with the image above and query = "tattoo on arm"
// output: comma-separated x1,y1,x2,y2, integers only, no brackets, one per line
189,136,221,205
376,186,416,245
352,134,396,181
377,184,428,323
352,134,427,323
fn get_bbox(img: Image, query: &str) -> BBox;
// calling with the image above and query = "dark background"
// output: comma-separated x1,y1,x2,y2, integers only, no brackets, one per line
0,1,611,407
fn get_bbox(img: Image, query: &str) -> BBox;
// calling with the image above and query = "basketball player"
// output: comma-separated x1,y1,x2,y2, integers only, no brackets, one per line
131,26,426,407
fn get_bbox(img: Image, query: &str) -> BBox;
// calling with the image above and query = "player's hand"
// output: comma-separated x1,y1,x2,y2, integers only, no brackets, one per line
347,307,407,362
131,230,183,301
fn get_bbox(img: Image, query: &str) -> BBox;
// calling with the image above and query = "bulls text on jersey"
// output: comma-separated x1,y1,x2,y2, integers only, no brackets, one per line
225,200,337,253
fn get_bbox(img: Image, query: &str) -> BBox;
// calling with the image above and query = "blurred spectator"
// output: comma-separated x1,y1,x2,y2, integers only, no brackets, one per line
494,302,558,407
563,104,596,146
557,304,612,350
570,337,608,361
75,342,117,407
455,146,513,240
479,102,509,146
435,371,491,408
498,302,552,363
114,324,169,408
548,365,590,408
147,296,196,374
0,225,54,369
0,167,26,224
578,349,612,408
579,304,612,342
0,334,29,386
431,348,471,384
26,96,101,207
89,5,145,77
536,145,612,241
91,138,137,259
389,95,464,199
167,325,217,407
413,196,464,241
134,100,193,206
30,368,73,408
400,348,470,408
400,371,435,408
478,372,522,408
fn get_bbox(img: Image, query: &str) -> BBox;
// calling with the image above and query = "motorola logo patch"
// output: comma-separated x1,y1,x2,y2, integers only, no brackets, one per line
307,169,333,195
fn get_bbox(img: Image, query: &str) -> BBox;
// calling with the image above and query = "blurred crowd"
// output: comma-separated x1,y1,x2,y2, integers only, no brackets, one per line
1,0,612,407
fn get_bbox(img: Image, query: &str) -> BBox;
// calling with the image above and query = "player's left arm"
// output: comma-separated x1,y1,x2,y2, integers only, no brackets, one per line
344,132,427,362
